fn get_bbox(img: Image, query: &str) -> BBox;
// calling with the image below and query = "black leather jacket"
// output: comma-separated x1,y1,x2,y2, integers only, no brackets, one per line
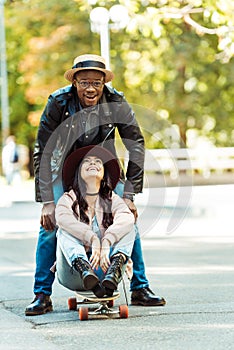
33,84,145,202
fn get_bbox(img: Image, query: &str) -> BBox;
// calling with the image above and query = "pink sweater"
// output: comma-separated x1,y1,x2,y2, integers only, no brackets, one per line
55,190,135,246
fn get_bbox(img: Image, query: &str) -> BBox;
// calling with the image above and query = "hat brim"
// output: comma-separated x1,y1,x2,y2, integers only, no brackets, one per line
64,67,114,83
62,145,120,190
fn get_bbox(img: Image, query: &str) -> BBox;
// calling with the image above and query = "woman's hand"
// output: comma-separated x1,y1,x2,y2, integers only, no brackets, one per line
89,235,101,270
100,239,111,273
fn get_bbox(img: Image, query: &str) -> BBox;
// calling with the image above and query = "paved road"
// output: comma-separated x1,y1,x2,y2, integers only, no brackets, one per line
0,181,234,349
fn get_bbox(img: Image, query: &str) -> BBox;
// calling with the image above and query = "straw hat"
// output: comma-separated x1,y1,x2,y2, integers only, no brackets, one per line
64,54,114,83
62,145,120,190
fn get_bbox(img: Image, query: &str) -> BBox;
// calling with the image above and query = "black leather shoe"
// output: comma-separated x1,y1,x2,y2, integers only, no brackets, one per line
131,287,166,306
102,254,125,291
25,293,53,316
72,257,99,290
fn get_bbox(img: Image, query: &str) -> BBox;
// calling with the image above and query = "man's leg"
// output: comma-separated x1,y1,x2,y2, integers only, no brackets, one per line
114,182,149,288
25,225,57,316
33,226,57,295
25,179,64,316
130,227,149,291
114,181,166,306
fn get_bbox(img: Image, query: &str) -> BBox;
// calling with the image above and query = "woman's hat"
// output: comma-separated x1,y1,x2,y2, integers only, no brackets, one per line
64,54,114,83
62,145,120,190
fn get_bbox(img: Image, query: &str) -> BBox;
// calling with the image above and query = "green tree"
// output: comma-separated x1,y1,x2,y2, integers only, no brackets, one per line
2,0,234,174
3,0,98,173
106,0,234,145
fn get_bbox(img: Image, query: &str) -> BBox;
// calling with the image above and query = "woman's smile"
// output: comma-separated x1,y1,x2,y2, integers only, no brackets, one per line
81,156,104,181
86,165,100,172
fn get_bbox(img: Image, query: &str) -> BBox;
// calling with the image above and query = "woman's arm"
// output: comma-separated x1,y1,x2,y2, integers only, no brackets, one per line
55,192,96,246
103,192,135,246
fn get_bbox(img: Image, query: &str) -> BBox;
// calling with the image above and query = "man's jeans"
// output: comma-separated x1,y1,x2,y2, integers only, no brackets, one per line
34,180,149,295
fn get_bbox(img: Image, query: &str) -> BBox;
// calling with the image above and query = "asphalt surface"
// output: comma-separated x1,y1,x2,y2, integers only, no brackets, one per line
0,179,234,350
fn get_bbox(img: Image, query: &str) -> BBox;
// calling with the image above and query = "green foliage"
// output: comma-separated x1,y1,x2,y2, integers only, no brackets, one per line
1,0,234,153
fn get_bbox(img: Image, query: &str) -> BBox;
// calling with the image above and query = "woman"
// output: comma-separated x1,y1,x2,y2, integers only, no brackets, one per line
55,145,135,297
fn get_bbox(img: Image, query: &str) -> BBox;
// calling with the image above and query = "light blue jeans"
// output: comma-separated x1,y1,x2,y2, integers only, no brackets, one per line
33,179,149,295
56,217,136,291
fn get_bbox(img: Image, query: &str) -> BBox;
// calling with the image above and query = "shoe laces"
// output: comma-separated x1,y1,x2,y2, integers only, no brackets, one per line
108,255,125,275
72,258,90,273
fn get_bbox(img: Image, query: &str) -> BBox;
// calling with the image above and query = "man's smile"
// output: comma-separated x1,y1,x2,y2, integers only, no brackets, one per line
84,94,97,101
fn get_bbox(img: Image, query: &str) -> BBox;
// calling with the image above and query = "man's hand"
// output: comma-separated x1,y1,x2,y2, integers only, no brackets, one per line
40,202,56,231
123,198,138,221
89,235,101,270
100,239,111,272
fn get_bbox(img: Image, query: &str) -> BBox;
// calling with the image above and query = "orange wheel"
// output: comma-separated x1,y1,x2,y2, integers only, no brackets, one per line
107,300,114,308
68,297,77,310
119,304,128,319
79,307,89,321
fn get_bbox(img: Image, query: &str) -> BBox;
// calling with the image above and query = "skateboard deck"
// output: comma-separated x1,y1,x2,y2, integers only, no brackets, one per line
76,290,120,303
67,291,128,320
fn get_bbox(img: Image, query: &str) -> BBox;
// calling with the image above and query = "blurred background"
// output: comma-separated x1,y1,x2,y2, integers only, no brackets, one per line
1,0,234,186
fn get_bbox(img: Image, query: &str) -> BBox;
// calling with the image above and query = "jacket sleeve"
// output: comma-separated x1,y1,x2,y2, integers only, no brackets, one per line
113,96,145,195
55,192,96,245
103,193,135,245
33,94,66,202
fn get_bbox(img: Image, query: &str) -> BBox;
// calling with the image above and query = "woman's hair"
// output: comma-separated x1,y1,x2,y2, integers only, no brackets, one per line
70,161,113,228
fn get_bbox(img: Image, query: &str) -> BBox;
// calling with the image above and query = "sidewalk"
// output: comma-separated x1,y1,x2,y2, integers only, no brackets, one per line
0,177,35,206
0,179,234,349
1,178,234,238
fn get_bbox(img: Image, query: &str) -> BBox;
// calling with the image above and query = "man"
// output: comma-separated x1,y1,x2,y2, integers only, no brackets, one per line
2,135,20,185
25,54,166,316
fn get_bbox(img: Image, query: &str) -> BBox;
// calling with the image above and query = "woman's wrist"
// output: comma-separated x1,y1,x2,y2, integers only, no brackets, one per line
101,238,111,247
90,235,99,243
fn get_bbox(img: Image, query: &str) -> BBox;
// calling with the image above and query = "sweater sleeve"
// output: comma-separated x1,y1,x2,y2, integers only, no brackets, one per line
55,191,95,245
103,193,135,245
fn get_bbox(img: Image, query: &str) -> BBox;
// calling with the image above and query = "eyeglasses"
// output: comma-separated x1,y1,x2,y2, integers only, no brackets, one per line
76,81,104,89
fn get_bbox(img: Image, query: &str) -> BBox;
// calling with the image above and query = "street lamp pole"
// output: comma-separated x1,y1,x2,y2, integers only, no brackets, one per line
0,0,9,145
99,22,110,70
90,7,110,70
90,5,129,73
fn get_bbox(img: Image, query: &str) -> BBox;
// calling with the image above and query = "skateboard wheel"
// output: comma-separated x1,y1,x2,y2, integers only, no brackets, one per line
107,300,114,308
68,297,77,310
119,304,128,319
79,307,89,321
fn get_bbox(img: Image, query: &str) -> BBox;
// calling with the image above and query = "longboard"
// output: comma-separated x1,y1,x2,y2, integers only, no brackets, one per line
67,291,128,320
76,290,120,303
